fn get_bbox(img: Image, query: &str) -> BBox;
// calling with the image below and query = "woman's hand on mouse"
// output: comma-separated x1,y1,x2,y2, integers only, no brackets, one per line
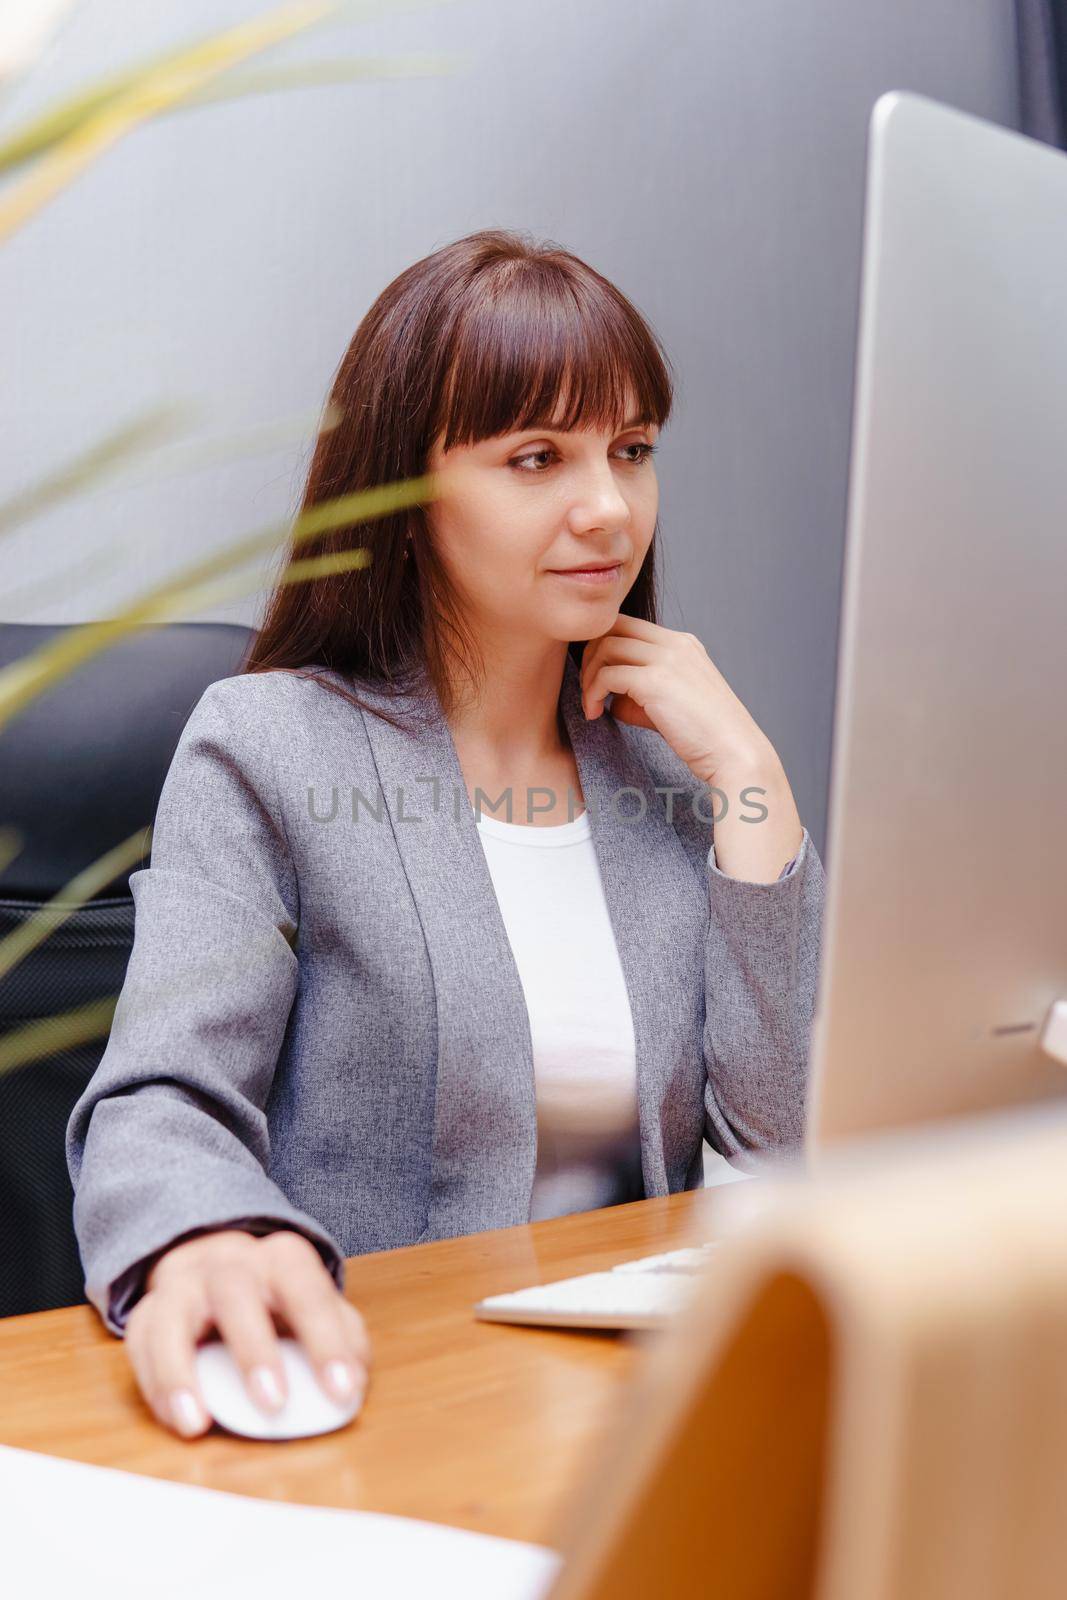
123,1227,371,1438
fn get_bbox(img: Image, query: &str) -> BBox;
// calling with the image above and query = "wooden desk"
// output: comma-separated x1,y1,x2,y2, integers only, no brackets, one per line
0,1190,709,1548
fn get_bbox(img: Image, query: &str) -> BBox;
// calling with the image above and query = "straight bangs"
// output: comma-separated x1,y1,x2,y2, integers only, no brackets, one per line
432,258,673,452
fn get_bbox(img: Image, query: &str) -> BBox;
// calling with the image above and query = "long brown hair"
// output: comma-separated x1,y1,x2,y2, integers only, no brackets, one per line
240,228,674,730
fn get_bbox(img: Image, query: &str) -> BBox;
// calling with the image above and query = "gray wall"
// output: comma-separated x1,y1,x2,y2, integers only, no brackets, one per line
1,0,1021,856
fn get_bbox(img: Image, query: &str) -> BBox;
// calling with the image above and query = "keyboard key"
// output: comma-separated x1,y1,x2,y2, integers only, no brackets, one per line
473,1245,718,1330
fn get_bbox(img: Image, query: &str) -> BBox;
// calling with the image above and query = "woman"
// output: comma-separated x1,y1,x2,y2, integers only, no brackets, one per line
67,229,825,1439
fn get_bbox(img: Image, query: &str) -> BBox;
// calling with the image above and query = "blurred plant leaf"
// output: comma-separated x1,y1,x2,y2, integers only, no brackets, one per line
2,517,382,640
0,827,23,876
0,0,460,1072
0,861,278,1076
0,51,461,176
0,923,282,1074
1,543,132,621
0,401,192,542
0,501,427,1019
0,471,437,729
0,827,150,988
174,49,463,103
69,399,343,496
0,998,118,1077
0,402,344,617
152,541,375,617
0,0,342,242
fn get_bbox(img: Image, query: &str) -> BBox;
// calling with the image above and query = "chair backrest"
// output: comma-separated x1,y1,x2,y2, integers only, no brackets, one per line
547,1107,1067,1600
0,621,253,1317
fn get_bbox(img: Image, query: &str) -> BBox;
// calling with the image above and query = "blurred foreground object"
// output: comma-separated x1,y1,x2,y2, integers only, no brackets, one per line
548,1105,1067,1600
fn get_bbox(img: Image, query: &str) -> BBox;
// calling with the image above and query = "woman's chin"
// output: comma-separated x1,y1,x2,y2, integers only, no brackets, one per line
542,605,619,641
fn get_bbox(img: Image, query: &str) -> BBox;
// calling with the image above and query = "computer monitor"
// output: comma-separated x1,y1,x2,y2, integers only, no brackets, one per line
542,95,1067,1599
807,91,1067,1148
540,98,1067,1600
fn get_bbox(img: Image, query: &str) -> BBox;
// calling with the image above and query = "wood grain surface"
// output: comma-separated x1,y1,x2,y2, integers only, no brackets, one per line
0,1190,712,1547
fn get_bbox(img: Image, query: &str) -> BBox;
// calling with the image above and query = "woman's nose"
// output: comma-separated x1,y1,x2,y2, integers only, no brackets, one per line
565,465,631,532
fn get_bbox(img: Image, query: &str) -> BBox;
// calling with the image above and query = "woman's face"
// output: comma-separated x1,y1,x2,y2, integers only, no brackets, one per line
425,394,660,647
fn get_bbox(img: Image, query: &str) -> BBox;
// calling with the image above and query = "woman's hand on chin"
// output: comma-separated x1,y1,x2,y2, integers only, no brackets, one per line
579,615,777,784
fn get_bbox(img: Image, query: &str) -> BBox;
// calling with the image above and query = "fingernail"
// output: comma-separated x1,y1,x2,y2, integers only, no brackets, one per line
249,1365,285,1412
323,1359,358,1402
170,1388,207,1436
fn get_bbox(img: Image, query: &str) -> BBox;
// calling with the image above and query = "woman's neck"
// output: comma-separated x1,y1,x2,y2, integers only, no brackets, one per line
444,642,573,767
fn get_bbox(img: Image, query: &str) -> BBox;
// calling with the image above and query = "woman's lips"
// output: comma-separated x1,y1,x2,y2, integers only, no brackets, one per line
547,563,623,586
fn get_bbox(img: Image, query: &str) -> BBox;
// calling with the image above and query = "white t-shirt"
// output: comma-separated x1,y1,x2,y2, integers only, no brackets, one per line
473,805,645,1222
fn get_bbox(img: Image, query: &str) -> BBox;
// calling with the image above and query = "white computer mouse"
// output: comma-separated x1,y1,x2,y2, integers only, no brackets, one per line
194,1336,364,1440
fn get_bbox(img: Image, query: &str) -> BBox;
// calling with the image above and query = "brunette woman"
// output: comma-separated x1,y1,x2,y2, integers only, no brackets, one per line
68,229,825,1438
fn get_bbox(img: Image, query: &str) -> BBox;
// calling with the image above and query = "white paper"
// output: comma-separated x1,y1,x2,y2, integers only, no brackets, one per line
0,1443,563,1598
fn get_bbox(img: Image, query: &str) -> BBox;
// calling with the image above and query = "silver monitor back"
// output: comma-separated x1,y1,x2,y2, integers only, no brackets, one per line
808,91,1067,1149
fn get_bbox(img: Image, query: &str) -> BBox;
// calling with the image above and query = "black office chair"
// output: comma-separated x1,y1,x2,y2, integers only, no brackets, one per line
0,621,255,1317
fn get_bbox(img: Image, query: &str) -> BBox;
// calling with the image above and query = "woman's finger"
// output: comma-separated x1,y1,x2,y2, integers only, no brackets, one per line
262,1237,370,1404
204,1264,291,1414
128,1287,212,1438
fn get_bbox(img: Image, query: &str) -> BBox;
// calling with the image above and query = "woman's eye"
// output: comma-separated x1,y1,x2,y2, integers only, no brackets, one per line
510,442,657,472
615,442,657,465
510,449,556,472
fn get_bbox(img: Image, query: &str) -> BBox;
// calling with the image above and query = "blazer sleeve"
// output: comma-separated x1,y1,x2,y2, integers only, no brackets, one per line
65,676,346,1337
701,823,826,1164
623,720,827,1164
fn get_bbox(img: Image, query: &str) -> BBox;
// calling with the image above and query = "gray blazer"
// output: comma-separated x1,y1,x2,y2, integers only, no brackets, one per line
66,650,826,1334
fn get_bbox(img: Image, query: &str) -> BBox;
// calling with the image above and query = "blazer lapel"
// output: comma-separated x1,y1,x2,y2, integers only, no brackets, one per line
356,650,707,1236
357,667,537,1238
557,653,708,1196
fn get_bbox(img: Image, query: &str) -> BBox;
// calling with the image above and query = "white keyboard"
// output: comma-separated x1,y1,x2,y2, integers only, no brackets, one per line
473,1243,719,1330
